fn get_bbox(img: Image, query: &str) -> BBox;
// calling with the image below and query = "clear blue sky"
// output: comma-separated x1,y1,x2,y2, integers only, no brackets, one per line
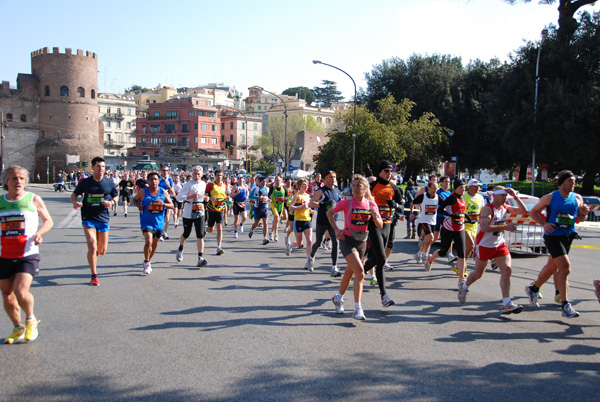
2,0,598,101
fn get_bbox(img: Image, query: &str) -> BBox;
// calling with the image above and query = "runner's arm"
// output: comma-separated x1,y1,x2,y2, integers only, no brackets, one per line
32,195,54,245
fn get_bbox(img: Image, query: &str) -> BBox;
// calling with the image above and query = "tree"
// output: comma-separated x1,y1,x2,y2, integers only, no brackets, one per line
282,87,316,105
313,80,344,107
265,114,323,168
503,0,597,42
124,84,148,93
252,159,276,176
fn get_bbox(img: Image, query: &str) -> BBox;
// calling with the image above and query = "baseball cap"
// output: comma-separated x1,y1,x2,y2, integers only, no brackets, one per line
378,160,394,172
467,179,482,187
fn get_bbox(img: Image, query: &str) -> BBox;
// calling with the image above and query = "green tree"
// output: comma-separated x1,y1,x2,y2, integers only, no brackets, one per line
124,84,148,93
282,86,316,105
266,114,324,168
252,159,276,176
313,80,344,107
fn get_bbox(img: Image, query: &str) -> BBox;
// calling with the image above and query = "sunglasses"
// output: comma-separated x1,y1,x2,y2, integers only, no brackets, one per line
383,169,393,173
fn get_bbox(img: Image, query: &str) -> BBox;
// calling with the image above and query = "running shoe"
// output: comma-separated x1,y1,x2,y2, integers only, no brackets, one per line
330,266,341,277
530,281,543,299
90,275,99,286
417,238,423,248
197,257,208,268
4,324,25,344
447,253,457,263
384,263,394,272
124,213,128,218
274,233,279,242
490,259,498,270
324,239,331,250
593,280,600,304
163,233,170,240
25,317,40,342
234,232,238,238
285,243,292,256
262,238,270,245
370,276,378,286
143,261,152,275
114,212,117,217
458,280,468,304
561,302,580,318
305,257,314,272
555,291,562,305
332,294,344,314
223,222,228,227
240,225,244,233
424,257,433,272
248,229,254,239
525,285,540,308
176,250,183,262
414,253,422,264
216,248,224,255
451,265,468,278
501,301,523,315
174,220,178,228
353,308,366,321
269,233,273,241
381,293,395,308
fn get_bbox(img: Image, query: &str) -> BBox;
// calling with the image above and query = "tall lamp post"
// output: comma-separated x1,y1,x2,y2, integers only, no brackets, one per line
532,28,549,196
312,60,357,177
256,87,288,175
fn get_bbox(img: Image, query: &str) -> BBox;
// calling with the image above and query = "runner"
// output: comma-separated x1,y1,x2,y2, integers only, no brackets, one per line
410,181,439,264
269,174,287,242
111,172,120,216
458,185,528,315
158,166,176,241
118,172,135,218
230,174,248,238
1,166,53,344
330,175,382,320
308,173,323,196
131,172,174,275
435,176,456,262
461,179,485,276
308,171,342,276
287,179,313,270
71,157,118,286
248,176,270,245
525,171,589,318
205,169,227,255
284,181,297,248
363,160,403,308
172,174,183,228
175,166,209,267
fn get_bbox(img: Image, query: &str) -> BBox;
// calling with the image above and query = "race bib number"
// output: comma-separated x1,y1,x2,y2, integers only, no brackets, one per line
350,208,371,226
191,201,204,219
236,202,246,208
86,193,105,207
259,196,269,202
493,219,506,236
555,212,574,229
453,213,465,226
425,205,437,215
379,206,392,222
213,198,225,207
275,196,286,203
148,201,164,214
468,213,480,223
0,215,25,237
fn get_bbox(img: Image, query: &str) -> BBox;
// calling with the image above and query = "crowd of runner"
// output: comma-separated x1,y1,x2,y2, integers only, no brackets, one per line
1,158,600,343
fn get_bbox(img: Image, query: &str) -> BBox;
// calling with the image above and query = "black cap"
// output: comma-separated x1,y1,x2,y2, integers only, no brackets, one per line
454,178,466,187
378,160,394,172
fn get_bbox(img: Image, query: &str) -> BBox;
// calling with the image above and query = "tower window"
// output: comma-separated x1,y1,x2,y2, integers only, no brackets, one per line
91,89,96,99
6,114,12,122
44,86,50,96
60,86,69,96
77,87,85,98
20,114,26,122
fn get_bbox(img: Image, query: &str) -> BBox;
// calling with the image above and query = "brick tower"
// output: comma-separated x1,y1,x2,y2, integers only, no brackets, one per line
32,47,103,181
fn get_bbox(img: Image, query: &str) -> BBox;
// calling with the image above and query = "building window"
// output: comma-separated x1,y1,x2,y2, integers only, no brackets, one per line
230,135,233,142
127,122,131,129
68,115,71,120
107,121,111,128
20,114,26,122
164,137,175,145
326,117,331,124
107,107,111,114
91,89,95,99
258,106,261,110
142,126,146,134
211,138,217,144
317,117,322,123
182,123,188,133
128,109,131,115
242,122,245,130
211,125,217,131
150,124,160,134
6,113,12,122
194,123,198,129
201,124,207,131
189,110,193,116
166,111,177,117
117,121,121,129
230,122,234,129
164,124,175,133
254,123,257,130
201,137,206,144
154,112,160,117
195,137,198,143
60,86,69,96
221,122,225,130
77,87,85,97
150,137,160,145
44,86,50,96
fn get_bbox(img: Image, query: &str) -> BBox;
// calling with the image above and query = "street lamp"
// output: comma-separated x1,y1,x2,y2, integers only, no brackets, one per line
532,28,549,196
256,87,288,175
312,60,357,177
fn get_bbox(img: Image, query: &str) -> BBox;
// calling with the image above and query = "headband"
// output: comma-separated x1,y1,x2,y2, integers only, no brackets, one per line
492,189,507,195
325,171,335,179
557,172,575,186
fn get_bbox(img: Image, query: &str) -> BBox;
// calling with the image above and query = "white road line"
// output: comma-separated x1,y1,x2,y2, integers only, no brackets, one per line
57,208,80,229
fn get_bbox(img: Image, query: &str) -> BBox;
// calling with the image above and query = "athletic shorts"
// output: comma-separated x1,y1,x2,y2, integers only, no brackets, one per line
254,206,269,221
142,228,164,239
294,220,311,233
339,234,367,259
288,212,295,222
0,254,40,279
475,242,510,261
419,223,434,236
207,211,224,228
465,223,478,239
83,220,110,232
544,234,574,258
434,215,444,232
174,201,183,210
120,194,131,203
182,217,205,239
233,202,246,216
438,227,465,258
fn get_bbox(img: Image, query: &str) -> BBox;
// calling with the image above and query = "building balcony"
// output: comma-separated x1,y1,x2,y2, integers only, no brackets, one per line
146,115,179,121
105,113,125,121
104,140,124,148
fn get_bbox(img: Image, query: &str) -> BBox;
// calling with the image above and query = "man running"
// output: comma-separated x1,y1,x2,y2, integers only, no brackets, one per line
249,176,270,245
172,174,183,228
118,172,135,218
158,166,176,241
525,170,589,318
230,174,248,238
176,166,209,267
71,157,118,286
205,169,227,255
269,174,287,242
132,171,174,275
458,185,528,315
461,179,485,276
1,166,53,344
411,181,439,264
308,170,342,277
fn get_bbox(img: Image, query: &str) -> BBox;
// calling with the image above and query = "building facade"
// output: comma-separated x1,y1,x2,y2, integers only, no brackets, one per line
219,108,262,170
98,93,137,157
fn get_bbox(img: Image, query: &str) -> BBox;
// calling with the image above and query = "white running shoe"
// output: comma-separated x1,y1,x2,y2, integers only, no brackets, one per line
143,261,152,275
353,308,366,321
305,257,314,272
234,232,238,238
285,243,292,256
381,293,395,308
332,294,344,314
424,256,433,272
176,250,183,262
384,263,394,272
197,257,208,268
240,225,244,233
330,266,341,277
458,280,468,304
414,253,422,264
269,233,273,241
274,233,279,242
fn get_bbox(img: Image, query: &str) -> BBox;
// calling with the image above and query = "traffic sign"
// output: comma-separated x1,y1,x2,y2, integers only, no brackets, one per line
288,165,294,172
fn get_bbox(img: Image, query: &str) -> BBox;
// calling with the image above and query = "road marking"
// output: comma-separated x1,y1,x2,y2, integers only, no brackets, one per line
572,245,600,249
57,208,80,229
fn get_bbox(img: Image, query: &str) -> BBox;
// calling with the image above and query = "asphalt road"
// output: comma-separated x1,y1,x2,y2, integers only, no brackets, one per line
1,185,600,402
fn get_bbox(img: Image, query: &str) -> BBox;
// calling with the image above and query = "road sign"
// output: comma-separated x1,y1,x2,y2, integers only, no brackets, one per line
288,165,294,172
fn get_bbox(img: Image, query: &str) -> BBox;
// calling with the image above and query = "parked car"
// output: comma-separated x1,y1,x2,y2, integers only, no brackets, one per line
416,179,427,187
582,196,600,222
